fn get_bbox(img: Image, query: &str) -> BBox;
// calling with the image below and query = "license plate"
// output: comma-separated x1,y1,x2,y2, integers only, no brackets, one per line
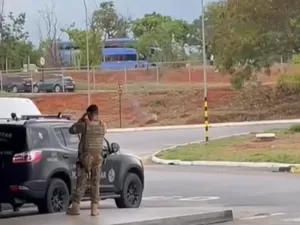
65,86,74,88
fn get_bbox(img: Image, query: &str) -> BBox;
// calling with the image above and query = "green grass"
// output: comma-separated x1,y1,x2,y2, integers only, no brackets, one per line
0,91,26,97
289,124,300,133
157,129,300,164
75,82,229,92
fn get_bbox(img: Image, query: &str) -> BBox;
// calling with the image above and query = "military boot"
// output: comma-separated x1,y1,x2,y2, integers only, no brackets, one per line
66,202,80,215
91,203,99,216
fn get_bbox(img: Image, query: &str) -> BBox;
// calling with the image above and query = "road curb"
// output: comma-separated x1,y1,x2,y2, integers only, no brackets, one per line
115,210,233,225
151,133,300,172
288,166,300,173
107,119,300,133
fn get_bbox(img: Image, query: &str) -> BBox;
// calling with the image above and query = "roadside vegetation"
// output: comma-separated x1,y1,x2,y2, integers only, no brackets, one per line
157,125,300,164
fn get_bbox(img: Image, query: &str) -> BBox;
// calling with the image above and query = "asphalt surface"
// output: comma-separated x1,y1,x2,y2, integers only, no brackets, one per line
1,122,300,225
106,123,295,156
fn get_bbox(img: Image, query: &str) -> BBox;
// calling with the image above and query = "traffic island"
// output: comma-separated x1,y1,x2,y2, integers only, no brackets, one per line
153,125,300,171
0,207,233,225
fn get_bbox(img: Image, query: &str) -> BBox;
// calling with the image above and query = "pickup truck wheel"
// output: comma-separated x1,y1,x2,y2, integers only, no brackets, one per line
12,203,23,211
12,86,18,93
115,173,143,208
37,178,69,214
33,85,39,93
54,85,61,93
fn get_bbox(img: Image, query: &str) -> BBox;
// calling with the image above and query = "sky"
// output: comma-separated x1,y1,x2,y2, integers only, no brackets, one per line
4,0,212,44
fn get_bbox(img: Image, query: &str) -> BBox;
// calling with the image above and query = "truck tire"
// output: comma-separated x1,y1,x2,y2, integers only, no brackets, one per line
37,178,69,214
115,173,143,208
53,85,61,93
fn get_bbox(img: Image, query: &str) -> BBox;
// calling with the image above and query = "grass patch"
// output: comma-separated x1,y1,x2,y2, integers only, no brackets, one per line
0,91,25,97
289,124,300,133
157,128,300,164
75,82,230,92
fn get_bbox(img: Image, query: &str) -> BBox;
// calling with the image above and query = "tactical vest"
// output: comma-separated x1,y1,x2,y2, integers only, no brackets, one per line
81,120,105,156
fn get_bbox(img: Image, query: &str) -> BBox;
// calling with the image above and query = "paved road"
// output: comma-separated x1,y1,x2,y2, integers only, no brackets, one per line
106,123,296,156
2,164,300,224
224,212,300,225
143,165,300,224
2,122,300,224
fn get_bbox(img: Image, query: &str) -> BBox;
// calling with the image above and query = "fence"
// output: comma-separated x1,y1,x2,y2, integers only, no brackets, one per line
0,60,233,94
0,61,299,129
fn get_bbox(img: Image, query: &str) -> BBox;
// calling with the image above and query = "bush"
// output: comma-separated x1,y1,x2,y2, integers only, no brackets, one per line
289,124,300,133
292,55,300,64
236,84,275,110
230,66,253,90
277,74,300,94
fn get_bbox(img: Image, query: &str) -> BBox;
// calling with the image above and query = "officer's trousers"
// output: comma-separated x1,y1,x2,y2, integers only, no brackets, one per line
71,153,103,204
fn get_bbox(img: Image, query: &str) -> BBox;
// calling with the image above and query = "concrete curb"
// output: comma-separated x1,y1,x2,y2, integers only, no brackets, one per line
288,166,300,173
151,133,300,172
114,210,233,225
107,119,300,133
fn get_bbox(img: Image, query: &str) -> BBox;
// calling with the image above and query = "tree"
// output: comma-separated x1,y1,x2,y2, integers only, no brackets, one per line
0,0,38,71
63,26,102,68
132,12,190,62
206,0,300,89
91,1,130,38
38,2,63,67
187,15,213,58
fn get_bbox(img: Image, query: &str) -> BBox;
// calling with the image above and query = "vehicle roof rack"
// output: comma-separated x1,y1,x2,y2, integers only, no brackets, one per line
8,112,72,121
21,112,72,120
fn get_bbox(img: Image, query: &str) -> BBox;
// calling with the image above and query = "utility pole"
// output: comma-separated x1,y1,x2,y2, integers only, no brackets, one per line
83,0,91,105
0,0,4,71
201,0,209,142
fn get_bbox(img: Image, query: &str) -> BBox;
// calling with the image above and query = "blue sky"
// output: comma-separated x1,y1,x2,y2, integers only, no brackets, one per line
5,0,212,44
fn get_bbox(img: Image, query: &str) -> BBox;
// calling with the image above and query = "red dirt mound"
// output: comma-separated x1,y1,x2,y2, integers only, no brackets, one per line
32,87,236,128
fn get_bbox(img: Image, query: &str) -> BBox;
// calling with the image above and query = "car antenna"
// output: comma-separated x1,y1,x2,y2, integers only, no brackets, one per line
11,113,18,121
57,112,62,118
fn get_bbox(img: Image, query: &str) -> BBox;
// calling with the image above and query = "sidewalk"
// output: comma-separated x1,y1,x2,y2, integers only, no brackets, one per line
1,206,233,225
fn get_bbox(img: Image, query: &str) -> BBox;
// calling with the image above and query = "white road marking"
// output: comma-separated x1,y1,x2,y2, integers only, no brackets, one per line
142,196,182,201
241,215,269,220
283,217,300,222
179,196,220,201
142,196,220,201
240,213,285,220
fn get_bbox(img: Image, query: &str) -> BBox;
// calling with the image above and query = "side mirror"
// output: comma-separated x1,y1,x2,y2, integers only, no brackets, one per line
110,142,120,153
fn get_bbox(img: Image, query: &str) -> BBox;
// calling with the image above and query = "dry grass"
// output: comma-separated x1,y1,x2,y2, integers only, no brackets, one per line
75,82,231,92
158,129,300,163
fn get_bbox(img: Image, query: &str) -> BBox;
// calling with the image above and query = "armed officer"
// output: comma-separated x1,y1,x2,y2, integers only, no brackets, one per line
66,104,106,216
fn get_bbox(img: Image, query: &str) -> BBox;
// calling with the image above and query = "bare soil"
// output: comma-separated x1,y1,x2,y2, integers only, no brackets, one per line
32,88,236,128
29,64,300,128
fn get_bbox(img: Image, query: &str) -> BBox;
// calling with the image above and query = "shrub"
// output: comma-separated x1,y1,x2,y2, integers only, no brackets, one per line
289,124,300,133
236,84,275,110
292,55,300,64
277,74,300,94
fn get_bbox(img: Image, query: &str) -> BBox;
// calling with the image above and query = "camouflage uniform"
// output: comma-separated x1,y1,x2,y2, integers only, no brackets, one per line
67,119,106,216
